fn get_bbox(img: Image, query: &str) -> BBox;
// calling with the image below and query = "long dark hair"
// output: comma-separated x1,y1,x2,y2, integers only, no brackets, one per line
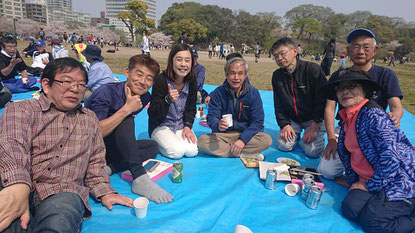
164,43,196,83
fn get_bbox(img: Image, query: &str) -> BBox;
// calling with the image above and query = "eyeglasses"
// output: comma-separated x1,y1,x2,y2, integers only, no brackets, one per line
5,45,17,49
334,81,360,91
273,48,293,59
350,45,373,52
54,79,88,91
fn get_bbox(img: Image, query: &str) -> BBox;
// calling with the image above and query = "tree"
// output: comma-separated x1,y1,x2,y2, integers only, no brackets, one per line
365,15,394,43
149,32,172,48
345,11,372,30
292,17,322,40
166,18,207,42
117,0,155,42
284,4,335,27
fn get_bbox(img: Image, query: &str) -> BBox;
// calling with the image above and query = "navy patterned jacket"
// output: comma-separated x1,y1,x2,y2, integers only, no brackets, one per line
338,100,415,201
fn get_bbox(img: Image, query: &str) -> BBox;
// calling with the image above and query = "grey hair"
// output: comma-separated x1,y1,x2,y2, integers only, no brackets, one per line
224,57,249,75
348,37,377,47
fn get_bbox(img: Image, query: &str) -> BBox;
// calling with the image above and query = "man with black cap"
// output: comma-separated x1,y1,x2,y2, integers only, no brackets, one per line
318,28,404,180
81,45,115,99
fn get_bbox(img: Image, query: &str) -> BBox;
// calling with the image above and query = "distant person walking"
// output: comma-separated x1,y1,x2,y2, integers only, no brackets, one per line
388,51,396,67
38,28,45,41
142,30,150,55
321,38,336,76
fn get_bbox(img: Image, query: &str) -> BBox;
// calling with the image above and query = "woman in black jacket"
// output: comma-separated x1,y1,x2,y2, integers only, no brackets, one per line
148,44,198,159
321,38,336,76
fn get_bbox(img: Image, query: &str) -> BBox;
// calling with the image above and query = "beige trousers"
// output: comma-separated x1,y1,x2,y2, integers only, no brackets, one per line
198,131,272,157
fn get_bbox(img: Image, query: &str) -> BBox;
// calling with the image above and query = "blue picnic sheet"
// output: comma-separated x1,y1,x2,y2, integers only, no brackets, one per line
2,75,415,233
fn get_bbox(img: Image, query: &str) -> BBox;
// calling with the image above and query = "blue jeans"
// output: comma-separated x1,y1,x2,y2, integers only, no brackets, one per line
1,190,85,233
2,77,37,94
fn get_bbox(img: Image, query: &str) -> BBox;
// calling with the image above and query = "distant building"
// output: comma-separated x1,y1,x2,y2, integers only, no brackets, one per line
48,7,90,26
105,0,156,41
91,11,109,27
26,0,48,25
105,0,156,21
45,0,72,9
0,0,26,20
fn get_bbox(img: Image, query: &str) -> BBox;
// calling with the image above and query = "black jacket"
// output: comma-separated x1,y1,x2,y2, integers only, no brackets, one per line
272,59,327,128
148,73,197,136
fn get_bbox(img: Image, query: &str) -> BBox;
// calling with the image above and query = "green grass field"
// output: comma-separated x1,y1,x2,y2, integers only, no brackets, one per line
19,42,415,114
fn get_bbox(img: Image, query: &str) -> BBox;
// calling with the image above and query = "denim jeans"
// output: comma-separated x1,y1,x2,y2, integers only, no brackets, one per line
276,119,326,158
104,115,159,179
1,179,85,233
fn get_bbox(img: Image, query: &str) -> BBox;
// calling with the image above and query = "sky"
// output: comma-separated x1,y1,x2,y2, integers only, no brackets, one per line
72,0,415,23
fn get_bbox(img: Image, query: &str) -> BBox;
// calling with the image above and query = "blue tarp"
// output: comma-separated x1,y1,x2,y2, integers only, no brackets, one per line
3,75,415,233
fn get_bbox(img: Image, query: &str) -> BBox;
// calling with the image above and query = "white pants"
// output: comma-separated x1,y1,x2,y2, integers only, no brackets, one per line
276,119,326,158
151,126,198,159
317,126,345,179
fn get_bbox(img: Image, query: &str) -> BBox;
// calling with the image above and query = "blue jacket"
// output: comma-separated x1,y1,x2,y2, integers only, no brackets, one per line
338,100,415,201
207,82,265,144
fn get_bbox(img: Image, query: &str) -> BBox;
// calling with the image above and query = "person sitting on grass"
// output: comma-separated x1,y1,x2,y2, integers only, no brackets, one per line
0,57,133,233
27,40,53,76
85,54,173,204
148,43,199,159
198,57,272,158
22,36,37,57
321,67,415,233
81,45,115,100
0,36,38,93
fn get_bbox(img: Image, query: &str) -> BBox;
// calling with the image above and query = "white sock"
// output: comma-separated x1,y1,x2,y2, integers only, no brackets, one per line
132,174,173,204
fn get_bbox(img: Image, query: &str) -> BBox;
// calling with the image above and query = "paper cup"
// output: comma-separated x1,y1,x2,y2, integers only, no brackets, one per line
222,114,233,127
133,197,149,218
234,225,253,233
285,183,300,196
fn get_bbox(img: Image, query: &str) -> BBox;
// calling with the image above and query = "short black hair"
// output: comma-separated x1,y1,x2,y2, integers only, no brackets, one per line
41,57,88,87
226,52,243,61
0,36,17,48
270,37,296,53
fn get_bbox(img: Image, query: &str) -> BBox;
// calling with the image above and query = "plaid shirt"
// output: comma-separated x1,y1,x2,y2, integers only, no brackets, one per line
0,93,116,217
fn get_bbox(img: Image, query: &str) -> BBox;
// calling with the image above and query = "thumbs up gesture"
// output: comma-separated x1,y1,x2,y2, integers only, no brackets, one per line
168,84,179,102
124,86,143,114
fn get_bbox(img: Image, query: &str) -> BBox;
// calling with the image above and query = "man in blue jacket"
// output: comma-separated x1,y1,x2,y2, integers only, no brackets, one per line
198,57,272,157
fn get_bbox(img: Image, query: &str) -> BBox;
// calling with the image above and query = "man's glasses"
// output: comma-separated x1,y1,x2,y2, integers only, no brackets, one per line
273,48,293,59
54,79,88,91
351,45,373,52
5,45,17,49
334,81,360,91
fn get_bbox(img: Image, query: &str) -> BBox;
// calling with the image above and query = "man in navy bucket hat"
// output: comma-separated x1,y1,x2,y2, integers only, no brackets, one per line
81,45,115,99
318,28,404,180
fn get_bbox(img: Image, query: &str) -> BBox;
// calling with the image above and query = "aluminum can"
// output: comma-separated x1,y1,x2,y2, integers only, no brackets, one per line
301,178,315,200
172,161,183,183
265,169,276,190
302,173,314,182
306,185,323,210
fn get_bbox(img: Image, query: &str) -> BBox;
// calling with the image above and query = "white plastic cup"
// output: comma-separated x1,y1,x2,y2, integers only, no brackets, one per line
234,225,253,233
285,183,300,196
21,77,29,84
222,114,233,127
133,197,149,218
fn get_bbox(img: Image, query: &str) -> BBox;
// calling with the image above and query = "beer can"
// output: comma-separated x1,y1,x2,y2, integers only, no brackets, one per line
305,185,323,210
301,178,315,200
265,169,276,190
302,173,314,182
172,161,183,183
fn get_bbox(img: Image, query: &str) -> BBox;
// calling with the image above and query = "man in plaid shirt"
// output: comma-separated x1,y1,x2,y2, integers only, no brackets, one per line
0,58,133,232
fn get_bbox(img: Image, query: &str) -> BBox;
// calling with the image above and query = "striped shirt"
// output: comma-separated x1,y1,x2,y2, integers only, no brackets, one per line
0,93,116,217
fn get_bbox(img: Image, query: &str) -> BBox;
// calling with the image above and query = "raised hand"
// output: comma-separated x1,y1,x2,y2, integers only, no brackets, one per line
124,86,143,114
167,84,179,102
